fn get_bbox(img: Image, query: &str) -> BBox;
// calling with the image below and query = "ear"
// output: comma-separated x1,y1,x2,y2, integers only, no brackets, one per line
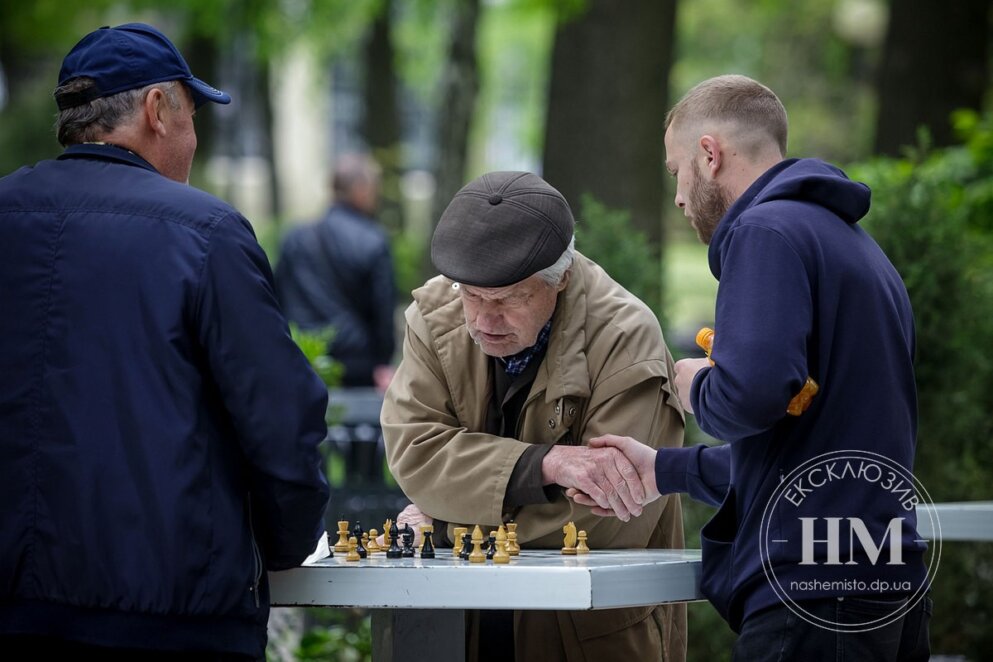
557,268,572,292
698,135,723,178
142,88,169,137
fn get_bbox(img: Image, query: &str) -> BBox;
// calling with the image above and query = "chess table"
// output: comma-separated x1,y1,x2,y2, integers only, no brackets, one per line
270,548,704,661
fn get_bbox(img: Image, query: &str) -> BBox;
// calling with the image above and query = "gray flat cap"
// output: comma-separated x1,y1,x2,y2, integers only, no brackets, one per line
431,171,575,287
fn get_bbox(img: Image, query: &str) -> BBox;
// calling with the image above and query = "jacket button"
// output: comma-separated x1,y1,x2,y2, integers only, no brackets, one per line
554,404,560,414
548,419,556,429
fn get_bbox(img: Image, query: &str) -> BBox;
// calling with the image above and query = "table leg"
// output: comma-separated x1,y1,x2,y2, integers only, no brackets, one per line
371,608,465,661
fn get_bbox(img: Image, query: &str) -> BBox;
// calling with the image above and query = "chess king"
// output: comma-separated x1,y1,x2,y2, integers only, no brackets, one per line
382,172,687,661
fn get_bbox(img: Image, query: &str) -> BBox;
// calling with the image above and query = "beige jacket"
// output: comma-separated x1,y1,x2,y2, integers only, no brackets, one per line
382,253,686,661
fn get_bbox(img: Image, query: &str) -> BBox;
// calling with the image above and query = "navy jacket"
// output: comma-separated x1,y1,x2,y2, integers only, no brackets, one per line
275,204,395,387
0,144,329,656
656,159,927,631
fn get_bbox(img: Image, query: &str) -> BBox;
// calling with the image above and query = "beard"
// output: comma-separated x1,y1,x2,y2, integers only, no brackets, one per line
689,160,734,245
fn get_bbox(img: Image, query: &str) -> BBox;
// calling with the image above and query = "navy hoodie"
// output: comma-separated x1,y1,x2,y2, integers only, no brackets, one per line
656,159,927,631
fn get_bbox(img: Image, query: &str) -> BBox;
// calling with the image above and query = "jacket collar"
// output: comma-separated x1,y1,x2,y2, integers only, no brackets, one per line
57,143,159,174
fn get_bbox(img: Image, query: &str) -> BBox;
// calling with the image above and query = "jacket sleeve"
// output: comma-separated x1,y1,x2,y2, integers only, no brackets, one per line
195,213,330,570
381,317,532,526
693,223,813,442
655,443,731,507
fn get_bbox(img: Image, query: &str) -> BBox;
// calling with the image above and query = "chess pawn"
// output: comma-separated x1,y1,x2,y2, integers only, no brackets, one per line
346,536,360,562
334,520,350,553
421,530,436,559
561,521,578,555
356,532,368,559
453,527,468,557
469,525,486,563
460,532,473,560
324,531,334,558
577,530,590,555
366,529,381,553
486,534,497,560
506,523,520,556
386,521,403,559
493,526,510,564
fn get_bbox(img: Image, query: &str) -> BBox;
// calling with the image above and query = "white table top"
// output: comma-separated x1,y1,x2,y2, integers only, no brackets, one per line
270,549,704,610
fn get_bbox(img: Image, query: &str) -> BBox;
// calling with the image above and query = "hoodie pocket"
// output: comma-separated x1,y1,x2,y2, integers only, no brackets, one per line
699,487,739,622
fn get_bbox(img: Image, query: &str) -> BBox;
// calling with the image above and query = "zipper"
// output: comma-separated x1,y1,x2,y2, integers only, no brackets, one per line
247,495,262,609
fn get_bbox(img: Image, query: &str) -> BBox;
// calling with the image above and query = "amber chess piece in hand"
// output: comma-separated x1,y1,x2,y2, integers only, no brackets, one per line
696,327,819,416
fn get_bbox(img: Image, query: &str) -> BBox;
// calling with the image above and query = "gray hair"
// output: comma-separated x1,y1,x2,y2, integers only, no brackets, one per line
535,236,575,286
54,78,182,147
332,153,382,202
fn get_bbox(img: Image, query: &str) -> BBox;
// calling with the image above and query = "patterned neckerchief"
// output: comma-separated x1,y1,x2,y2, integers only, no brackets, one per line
499,320,553,377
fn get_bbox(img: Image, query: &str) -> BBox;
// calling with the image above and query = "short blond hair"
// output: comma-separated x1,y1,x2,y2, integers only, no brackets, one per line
665,74,788,157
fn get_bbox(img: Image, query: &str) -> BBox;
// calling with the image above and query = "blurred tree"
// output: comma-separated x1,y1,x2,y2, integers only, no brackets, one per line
542,0,676,313
875,0,992,155
431,0,482,231
360,0,405,235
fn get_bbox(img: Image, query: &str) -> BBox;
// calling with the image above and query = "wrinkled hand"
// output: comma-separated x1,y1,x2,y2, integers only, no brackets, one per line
566,435,661,518
542,444,647,522
375,503,432,547
674,357,710,414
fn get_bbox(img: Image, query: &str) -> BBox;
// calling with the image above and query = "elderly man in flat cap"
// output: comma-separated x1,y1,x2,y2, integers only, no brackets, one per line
382,172,686,661
0,24,329,658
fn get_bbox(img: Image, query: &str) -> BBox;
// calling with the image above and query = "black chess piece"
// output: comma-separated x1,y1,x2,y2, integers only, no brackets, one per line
386,521,403,559
401,524,415,558
421,530,436,559
460,532,472,560
352,521,367,558
486,535,496,560
324,531,334,558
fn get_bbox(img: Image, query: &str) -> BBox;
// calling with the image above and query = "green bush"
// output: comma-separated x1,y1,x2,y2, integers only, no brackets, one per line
848,112,993,659
574,193,666,326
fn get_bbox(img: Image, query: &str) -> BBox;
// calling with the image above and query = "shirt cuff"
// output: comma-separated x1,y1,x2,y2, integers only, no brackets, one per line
503,444,556,507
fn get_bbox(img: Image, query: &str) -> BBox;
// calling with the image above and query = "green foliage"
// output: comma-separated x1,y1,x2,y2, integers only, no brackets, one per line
289,324,344,389
847,113,993,659
294,611,372,662
390,230,426,299
575,193,665,324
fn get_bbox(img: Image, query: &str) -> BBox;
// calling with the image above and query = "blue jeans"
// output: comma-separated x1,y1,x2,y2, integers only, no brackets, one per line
732,595,931,661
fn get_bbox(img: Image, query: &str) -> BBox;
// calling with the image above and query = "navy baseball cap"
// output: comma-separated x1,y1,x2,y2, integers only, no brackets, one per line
56,23,231,110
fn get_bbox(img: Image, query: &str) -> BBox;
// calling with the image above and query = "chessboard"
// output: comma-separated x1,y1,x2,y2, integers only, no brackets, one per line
271,546,703,610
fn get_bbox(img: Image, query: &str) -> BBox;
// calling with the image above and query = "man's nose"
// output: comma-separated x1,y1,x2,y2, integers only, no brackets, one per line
674,190,685,209
476,308,503,329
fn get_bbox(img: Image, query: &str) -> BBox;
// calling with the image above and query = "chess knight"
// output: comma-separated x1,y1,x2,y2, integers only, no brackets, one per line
382,172,687,661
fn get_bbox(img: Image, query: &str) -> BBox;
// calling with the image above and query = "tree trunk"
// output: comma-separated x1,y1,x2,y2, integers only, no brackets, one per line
542,0,677,249
875,0,991,156
361,0,404,234
431,0,482,232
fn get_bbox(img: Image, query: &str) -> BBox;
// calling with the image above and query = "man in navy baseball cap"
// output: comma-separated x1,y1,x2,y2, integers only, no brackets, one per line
0,21,330,659
56,22,230,109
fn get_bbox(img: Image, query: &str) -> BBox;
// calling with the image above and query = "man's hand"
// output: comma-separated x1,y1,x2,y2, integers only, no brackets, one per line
541,444,647,521
674,357,710,414
565,435,661,517
375,502,432,547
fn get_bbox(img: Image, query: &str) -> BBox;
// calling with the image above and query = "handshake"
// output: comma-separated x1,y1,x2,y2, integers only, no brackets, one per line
544,436,661,522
